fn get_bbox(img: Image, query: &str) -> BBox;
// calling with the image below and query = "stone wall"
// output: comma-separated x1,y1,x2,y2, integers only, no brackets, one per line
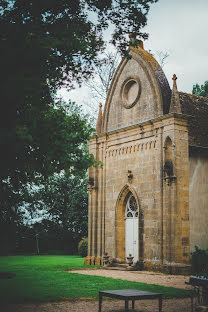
189,151,208,251
86,114,191,272
85,45,192,273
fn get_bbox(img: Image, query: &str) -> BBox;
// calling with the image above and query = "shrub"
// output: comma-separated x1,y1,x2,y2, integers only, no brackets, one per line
191,246,208,277
78,237,88,257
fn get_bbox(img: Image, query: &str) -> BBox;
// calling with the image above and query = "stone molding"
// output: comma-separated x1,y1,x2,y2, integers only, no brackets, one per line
106,140,157,158
92,112,189,142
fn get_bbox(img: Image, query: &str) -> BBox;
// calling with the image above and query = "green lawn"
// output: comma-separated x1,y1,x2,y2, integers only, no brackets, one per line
0,255,191,303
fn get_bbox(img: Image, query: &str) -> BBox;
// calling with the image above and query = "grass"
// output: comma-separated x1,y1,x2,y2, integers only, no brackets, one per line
0,255,191,303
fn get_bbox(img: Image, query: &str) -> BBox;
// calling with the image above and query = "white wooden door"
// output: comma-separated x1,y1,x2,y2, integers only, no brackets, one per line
125,194,139,263
125,218,138,262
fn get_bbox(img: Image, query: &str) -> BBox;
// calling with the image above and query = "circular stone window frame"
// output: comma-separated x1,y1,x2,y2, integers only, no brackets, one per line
121,76,141,109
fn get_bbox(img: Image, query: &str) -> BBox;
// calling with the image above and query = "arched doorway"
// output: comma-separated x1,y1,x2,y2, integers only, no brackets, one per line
115,185,142,264
125,194,138,262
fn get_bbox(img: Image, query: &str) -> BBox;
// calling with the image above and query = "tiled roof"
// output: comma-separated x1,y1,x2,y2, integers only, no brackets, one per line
179,92,208,147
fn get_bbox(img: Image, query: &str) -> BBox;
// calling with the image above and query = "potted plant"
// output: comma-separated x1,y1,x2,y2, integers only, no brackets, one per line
126,254,134,266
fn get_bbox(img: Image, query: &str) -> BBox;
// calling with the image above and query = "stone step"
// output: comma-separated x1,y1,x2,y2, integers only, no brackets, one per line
102,264,139,271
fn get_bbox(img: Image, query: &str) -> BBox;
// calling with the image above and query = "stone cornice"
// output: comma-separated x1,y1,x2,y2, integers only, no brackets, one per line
90,113,191,142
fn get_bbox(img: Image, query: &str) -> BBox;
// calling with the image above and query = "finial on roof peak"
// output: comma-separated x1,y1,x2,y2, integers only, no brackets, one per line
172,74,178,91
96,103,103,135
169,74,181,114
172,74,177,81
129,33,144,49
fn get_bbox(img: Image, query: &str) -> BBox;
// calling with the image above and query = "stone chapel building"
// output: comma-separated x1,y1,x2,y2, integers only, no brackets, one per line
84,41,208,274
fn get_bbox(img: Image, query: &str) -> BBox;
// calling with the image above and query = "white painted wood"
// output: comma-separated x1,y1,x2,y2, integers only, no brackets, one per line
125,218,138,262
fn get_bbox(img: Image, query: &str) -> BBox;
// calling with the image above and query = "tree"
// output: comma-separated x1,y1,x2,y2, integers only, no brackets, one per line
0,99,93,254
192,81,208,98
0,0,158,235
0,98,93,199
155,50,169,69
19,173,89,253
1,99,93,185
83,51,120,119
0,0,158,188
148,50,169,69
85,51,121,104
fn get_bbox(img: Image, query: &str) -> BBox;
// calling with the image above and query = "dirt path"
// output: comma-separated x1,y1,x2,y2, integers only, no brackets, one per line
1,298,192,312
69,269,191,289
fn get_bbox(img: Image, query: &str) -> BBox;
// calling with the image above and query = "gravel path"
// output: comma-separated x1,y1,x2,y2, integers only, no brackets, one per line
1,298,192,312
69,269,191,289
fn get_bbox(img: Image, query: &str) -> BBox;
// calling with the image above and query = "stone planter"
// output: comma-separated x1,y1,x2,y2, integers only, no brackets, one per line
126,255,134,266
103,254,110,266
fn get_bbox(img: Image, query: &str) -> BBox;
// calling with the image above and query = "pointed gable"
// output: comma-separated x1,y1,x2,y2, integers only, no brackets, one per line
102,44,171,132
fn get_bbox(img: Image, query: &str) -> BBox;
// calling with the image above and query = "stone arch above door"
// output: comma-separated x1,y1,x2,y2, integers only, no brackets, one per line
115,184,142,262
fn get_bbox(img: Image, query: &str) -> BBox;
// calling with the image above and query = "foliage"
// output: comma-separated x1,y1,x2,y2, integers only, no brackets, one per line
191,246,208,277
0,0,158,113
0,99,93,187
0,180,26,255
78,237,88,257
148,50,169,68
0,0,158,81
83,50,121,119
27,173,89,237
0,255,191,303
0,1,158,255
14,221,80,255
13,173,89,254
192,80,208,98
0,99,93,221
155,50,169,68
0,0,157,235
85,51,121,102
0,99,93,255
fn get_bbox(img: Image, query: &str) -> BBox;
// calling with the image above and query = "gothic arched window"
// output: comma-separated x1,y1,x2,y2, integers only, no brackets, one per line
125,194,138,218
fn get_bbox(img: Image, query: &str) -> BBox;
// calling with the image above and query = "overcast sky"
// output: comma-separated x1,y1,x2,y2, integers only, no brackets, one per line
58,0,208,110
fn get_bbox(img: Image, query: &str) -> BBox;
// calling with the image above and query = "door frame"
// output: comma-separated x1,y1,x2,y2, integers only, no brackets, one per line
115,184,143,264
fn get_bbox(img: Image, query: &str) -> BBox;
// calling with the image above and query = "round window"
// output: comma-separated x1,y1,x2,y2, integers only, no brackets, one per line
121,77,141,108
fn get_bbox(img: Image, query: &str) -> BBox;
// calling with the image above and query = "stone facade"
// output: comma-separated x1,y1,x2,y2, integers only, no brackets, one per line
85,43,208,274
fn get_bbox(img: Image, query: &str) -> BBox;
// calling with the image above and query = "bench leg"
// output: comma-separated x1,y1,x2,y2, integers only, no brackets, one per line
99,294,102,312
125,299,129,311
132,300,135,310
159,296,162,312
